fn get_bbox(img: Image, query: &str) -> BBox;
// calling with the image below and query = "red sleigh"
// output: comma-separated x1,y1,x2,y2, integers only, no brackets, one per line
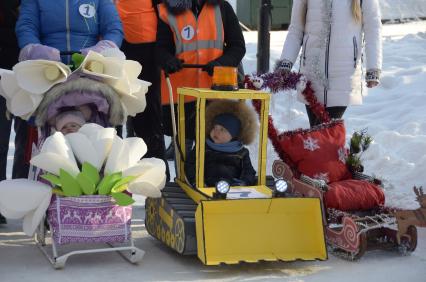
246,72,420,260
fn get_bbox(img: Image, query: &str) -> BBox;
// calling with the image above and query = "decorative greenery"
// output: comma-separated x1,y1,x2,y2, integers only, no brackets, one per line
71,53,85,70
346,130,373,173
41,162,136,206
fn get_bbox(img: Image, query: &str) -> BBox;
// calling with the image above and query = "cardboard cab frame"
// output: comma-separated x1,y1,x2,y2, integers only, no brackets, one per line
145,87,327,265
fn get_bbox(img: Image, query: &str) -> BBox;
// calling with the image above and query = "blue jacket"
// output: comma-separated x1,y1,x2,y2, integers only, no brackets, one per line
16,0,123,52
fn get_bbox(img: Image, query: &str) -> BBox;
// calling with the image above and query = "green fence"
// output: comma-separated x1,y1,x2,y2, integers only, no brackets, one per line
236,0,293,30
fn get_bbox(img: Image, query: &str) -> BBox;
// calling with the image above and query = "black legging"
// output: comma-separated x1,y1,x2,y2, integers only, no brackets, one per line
305,105,347,127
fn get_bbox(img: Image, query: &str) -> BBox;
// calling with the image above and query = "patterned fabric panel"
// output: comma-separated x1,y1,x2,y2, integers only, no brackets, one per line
47,195,132,245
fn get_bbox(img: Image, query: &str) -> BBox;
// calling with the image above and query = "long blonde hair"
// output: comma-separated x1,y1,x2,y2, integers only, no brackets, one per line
352,0,362,23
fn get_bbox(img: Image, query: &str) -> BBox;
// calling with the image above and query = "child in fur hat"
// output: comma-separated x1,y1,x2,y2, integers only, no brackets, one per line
185,100,258,187
55,110,86,135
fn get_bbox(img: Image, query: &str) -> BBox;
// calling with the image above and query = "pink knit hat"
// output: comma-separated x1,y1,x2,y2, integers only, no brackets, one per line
55,110,86,131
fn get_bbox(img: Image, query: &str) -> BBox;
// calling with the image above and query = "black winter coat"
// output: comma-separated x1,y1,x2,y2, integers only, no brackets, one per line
185,144,256,187
156,0,246,70
0,0,19,69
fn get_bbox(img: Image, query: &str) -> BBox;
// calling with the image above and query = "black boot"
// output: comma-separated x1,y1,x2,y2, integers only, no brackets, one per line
0,213,7,224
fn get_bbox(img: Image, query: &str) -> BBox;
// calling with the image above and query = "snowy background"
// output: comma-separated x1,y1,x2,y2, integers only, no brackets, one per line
228,0,426,22
1,9,426,282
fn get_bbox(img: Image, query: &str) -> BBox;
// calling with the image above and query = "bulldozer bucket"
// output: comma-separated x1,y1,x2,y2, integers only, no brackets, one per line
195,197,327,265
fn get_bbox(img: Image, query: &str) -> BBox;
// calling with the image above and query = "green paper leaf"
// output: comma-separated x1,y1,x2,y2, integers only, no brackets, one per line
52,188,65,196
41,173,62,187
97,172,122,195
111,192,135,206
111,176,136,193
72,53,85,69
77,173,96,195
81,162,100,185
59,169,82,197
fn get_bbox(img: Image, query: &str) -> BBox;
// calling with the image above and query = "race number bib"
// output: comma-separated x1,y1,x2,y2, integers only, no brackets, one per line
181,25,195,40
79,4,96,18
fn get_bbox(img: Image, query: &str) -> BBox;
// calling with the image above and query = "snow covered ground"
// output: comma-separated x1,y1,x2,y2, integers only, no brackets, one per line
1,21,426,282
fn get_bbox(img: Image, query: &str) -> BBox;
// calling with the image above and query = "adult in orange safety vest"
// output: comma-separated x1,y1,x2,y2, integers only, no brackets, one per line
156,0,245,152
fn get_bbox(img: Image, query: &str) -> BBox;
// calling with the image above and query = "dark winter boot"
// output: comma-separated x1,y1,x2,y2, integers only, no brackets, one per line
0,213,7,224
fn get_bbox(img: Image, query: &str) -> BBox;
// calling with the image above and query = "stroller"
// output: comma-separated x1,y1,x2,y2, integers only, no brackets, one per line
246,72,420,260
31,74,145,268
0,50,151,269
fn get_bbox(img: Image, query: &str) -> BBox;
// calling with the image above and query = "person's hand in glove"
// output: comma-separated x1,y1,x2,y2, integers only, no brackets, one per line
164,57,184,74
202,61,221,76
18,43,61,62
81,40,126,59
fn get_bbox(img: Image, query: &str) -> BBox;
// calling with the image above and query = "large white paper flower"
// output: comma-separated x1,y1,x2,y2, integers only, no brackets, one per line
0,60,71,120
126,158,167,198
30,124,166,197
79,51,150,117
0,179,52,236
13,60,71,94
0,70,43,119
80,50,125,81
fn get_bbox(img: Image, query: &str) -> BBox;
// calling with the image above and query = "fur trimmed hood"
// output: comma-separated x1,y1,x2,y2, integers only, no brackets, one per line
205,100,258,145
163,0,222,14
34,77,126,127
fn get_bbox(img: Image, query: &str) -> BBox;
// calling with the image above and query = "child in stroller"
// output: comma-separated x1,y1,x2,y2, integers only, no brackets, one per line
54,109,87,135
33,75,126,142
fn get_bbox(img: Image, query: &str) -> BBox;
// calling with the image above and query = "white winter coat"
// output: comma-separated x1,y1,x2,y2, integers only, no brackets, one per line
280,0,382,107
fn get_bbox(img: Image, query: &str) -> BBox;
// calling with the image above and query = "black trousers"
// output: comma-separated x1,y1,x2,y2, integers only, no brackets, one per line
120,40,169,179
0,97,30,180
305,105,347,127
0,38,30,180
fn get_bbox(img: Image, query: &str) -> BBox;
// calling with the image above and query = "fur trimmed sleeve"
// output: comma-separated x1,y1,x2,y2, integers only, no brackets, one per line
279,0,307,66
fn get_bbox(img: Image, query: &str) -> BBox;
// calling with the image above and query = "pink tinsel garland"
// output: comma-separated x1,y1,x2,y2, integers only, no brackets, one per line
244,72,331,169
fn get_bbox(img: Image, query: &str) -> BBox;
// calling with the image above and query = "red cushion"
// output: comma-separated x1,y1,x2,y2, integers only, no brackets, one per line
325,179,385,211
279,120,351,183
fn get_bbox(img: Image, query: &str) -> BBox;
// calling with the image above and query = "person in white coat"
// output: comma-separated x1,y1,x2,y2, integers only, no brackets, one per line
277,0,382,126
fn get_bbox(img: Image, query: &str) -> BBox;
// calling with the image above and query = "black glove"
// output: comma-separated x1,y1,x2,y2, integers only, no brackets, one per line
164,57,184,74
202,61,221,76
164,0,192,14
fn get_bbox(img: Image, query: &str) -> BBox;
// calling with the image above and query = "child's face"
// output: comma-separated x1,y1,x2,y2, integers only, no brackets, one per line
60,122,81,135
210,124,232,144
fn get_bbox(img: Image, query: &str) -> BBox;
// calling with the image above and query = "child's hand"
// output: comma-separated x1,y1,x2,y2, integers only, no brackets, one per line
367,81,379,88
231,178,246,186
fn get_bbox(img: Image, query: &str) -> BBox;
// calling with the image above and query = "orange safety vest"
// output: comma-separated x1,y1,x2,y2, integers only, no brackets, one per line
116,0,157,43
158,3,224,105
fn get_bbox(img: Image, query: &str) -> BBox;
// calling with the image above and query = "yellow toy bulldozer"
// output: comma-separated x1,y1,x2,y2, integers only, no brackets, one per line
145,66,328,265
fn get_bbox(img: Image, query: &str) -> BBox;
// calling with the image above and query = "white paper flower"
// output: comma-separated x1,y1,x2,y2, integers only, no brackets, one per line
0,71,43,119
65,132,103,169
127,158,166,197
30,123,165,199
13,60,71,94
0,179,52,236
80,50,125,81
30,132,80,176
120,79,150,117
79,51,151,117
